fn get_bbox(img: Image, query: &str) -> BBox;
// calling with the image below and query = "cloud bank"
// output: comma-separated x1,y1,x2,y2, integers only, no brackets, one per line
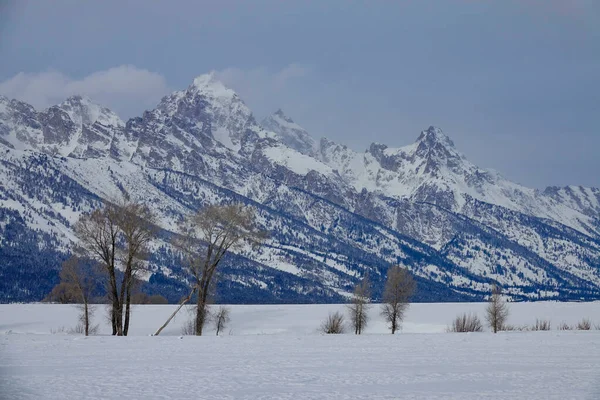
0,65,170,118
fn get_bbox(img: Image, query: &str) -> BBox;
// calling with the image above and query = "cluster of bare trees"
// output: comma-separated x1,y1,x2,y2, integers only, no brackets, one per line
48,200,262,337
321,265,416,335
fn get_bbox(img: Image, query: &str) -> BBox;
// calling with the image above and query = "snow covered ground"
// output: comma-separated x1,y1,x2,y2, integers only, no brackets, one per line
2,302,600,399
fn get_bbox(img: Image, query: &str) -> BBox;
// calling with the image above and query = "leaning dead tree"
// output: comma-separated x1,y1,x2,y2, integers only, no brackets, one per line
485,284,509,333
155,204,265,336
348,275,371,335
74,201,156,336
381,265,415,334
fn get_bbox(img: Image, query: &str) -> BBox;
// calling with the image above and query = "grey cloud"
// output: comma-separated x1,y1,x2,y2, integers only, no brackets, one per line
0,65,170,117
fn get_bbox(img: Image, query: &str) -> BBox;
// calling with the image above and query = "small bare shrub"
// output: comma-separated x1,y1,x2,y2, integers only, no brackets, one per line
69,321,99,335
531,319,551,331
320,311,345,334
502,324,528,332
50,326,67,335
213,306,231,336
557,322,572,330
447,313,483,333
576,318,592,330
181,318,196,335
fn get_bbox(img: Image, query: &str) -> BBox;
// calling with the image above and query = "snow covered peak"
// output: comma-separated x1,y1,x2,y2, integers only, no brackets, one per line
190,72,237,100
152,73,261,152
58,95,124,128
416,126,455,148
273,108,294,123
261,110,319,157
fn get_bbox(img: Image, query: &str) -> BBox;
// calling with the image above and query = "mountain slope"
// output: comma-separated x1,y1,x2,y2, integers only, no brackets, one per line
0,73,598,303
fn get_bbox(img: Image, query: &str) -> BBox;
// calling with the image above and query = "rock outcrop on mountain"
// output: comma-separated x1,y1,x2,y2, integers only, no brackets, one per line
1,74,598,303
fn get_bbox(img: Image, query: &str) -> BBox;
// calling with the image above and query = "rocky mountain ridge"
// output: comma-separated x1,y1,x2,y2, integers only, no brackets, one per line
0,73,598,303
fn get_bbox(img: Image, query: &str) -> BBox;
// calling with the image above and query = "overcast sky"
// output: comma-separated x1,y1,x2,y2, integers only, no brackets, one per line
0,0,598,188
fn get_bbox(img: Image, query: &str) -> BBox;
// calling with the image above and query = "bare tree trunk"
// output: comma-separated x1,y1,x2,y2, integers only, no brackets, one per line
123,286,132,336
84,300,89,336
153,286,196,336
115,303,123,336
196,291,207,336
110,302,117,335
108,268,121,335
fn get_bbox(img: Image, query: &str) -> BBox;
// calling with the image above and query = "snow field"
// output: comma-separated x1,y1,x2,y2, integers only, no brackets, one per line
1,302,599,336
1,302,600,399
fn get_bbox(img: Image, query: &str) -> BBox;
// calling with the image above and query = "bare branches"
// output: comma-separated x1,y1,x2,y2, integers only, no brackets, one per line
53,256,100,336
320,312,346,334
213,306,231,336
381,265,415,334
73,201,157,336
174,204,264,336
348,275,371,335
485,285,509,333
448,313,483,333
577,318,592,330
531,319,551,331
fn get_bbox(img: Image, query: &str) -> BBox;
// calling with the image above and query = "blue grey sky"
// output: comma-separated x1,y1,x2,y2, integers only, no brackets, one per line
1,0,598,188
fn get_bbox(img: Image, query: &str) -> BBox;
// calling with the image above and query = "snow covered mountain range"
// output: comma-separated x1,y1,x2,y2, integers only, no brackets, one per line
1,72,599,303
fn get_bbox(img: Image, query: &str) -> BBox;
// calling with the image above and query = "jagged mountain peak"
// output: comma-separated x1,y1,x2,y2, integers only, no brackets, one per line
2,72,600,304
261,109,319,157
151,72,261,153
416,126,455,148
57,95,124,128
190,71,238,100
273,108,294,123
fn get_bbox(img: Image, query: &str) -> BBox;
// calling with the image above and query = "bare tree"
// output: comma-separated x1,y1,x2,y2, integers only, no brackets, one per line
213,306,231,336
117,203,157,336
59,256,99,336
74,205,120,334
485,285,509,333
381,265,415,334
74,201,157,336
156,204,264,336
448,313,483,333
347,275,371,335
320,311,346,334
